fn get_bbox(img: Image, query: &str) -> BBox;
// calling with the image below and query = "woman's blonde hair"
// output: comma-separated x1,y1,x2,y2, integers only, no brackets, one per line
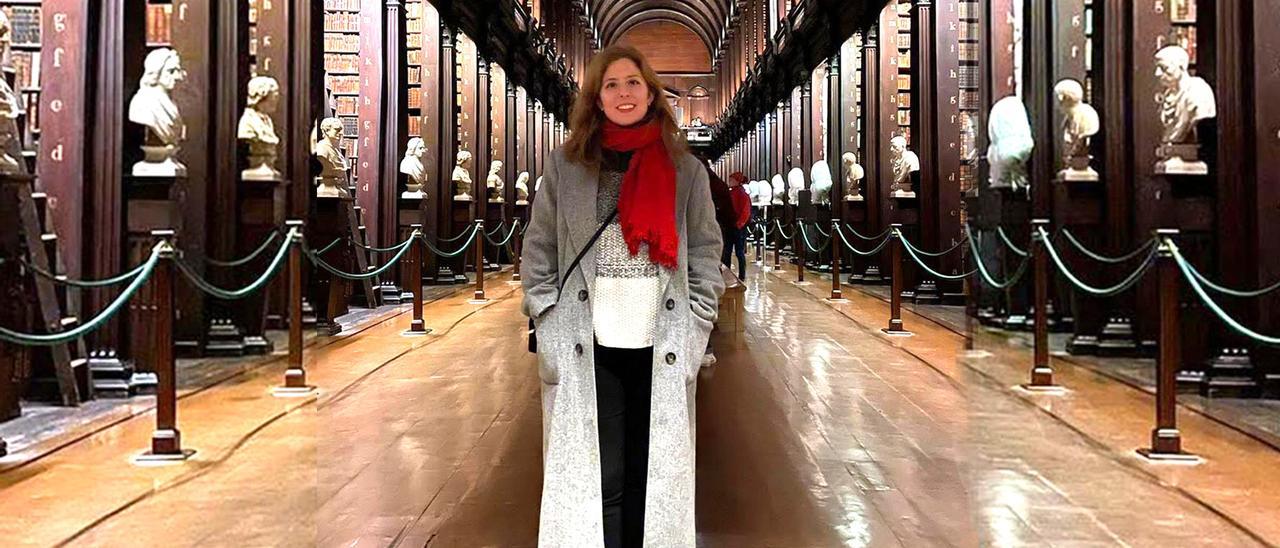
562,45,686,168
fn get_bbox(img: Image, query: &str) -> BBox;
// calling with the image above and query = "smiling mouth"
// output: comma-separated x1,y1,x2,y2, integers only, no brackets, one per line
617,104,637,112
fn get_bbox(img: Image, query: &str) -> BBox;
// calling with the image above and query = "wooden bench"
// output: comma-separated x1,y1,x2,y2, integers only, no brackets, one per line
715,266,747,334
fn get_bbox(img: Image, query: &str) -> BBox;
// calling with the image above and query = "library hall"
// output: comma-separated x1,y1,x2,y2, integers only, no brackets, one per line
4,0,1280,546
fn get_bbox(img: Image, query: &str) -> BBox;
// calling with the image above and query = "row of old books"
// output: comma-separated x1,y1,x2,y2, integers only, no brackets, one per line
3,5,41,45
145,3,172,45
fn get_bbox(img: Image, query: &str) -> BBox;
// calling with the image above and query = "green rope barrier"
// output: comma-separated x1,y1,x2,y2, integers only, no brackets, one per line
439,227,473,243
177,229,297,300
0,248,161,346
997,226,1029,257
206,230,281,267
897,230,977,280
899,234,968,258
797,223,832,253
21,259,147,289
1059,228,1154,265
309,233,415,280
311,236,348,256
1178,256,1280,298
356,233,419,253
835,225,892,256
484,221,520,248
485,221,507,238
842,224,892,242
773,220,794,241
1171,242,1280,345
420,224,480,258
1038,227,1155,296
808,221,830,238
964,224,1029,289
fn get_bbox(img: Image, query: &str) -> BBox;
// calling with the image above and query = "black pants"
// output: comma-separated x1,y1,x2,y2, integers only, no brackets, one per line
722,227,748,280
595,344,653,548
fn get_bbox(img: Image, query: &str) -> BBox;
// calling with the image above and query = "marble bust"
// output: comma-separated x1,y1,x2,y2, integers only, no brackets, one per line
400,137,427,199
890,136,919,198
988,96,1035,191
0,12,25,174
786,168,805,205
1054,79,1100,181
842,152,865,202
238,76,282,181
535,175,544,193
1154,45,1217,175
770,174,785,205
810,161,833,205
313,117,349,198
128,48,188,176
486,160,505,203
754,180,772,207
515,171,530,205
453,150,474,201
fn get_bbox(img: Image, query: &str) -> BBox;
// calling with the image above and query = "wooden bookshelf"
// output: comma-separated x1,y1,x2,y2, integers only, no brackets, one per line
144,1,171,47
958,0,979,196
405,0,423,138
322,0,361,168
0,1,42,162
894,0,911,144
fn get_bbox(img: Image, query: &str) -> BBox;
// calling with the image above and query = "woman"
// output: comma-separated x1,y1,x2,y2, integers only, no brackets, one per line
520,45,724,547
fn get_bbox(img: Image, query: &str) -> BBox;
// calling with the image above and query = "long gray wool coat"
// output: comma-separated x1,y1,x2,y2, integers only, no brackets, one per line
520,147,725,547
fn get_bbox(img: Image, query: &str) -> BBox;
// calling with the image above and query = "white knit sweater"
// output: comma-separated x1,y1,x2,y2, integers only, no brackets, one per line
591,168,662,349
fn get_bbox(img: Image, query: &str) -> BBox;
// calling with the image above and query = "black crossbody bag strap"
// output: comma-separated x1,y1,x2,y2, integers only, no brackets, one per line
528,207,618,353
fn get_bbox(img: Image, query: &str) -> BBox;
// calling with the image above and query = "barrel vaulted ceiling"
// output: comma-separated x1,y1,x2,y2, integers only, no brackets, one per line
588,0,733,60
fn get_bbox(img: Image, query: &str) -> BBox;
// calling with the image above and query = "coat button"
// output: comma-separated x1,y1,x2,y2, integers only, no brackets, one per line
578,289,588,302
665,298,675,310
575,344,584,355
665,352,676,365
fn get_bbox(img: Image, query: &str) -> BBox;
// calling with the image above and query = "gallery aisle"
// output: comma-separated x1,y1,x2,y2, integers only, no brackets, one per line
1,266,1276,546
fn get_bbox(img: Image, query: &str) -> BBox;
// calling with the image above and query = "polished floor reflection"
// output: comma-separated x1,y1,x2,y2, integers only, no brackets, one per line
1,264,1277,547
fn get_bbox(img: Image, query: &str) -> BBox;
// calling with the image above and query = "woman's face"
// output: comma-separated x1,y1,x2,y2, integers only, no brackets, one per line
597,58,651,127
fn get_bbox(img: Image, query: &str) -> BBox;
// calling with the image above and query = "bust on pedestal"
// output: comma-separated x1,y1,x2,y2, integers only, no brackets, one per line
1153,45,1217,175
128,48,188,177
238,76,282,181
400,138,427,199
515,171,530,205
842,152,865,202
890,136,919,199
988,96,1034,191
1055,79,1100,182
486,160,505,203
786,168,804,205
810,161,833,205
453,150,474,202
314,117,349,198
771,173,785,205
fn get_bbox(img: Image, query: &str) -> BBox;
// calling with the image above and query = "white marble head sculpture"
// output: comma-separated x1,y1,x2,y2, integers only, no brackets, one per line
810,161,833,205
771,173,786,204
988,96,1035,190
787,167,805,204
400,137,427,196
238,76,282,180
488,160,503,177
1054,78,1100,173
1154,45,1217,145
755,180,773,206
129,48,187,146
842,152,865,182
456,150,472,166
516,171,531,202
246,76,281,113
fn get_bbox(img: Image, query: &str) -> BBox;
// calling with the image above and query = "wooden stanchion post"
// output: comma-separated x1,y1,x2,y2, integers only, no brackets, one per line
471,220,488,303
275,221,316,396
882,225,911,336
407,224,430,335
796,224,807,284
773,221,782,271
511,219,522,283
1023,219,1061,392
137,230,194,462
829,220,844,301
754,222,763,263
1139,229,1198,462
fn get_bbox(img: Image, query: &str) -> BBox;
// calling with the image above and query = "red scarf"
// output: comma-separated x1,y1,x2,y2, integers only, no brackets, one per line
602,120,678,269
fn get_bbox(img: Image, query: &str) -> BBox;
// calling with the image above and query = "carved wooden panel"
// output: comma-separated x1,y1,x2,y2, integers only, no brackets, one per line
39,1,90,280
356,2,383,245
934,0,964,273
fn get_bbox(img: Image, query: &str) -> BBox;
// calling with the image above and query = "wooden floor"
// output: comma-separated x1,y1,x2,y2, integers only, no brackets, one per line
1,260,1279,547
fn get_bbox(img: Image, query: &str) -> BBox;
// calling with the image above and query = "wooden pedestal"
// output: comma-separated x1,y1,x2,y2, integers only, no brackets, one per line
124,175,185,394
399,196,428,297
229,177,289,355
445,199,474,284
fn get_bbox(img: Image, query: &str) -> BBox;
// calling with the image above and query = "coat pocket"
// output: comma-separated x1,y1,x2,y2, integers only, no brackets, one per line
533,307,562,385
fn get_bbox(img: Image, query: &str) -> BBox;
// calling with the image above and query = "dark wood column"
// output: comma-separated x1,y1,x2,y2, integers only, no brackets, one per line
356,0,385,245
932,0,964,286
527,96,537,191
474,57,491,221
379,0,404,249
781,100,792,172
1026,0,1053,218
1254,2,1280,379
208,1,249,282
800,77,814,181
827,52,842,219
433,24,459,281
505,78,519,208
419,3,442,281
862,25,882,236
40,0,93,282
767,110,777,178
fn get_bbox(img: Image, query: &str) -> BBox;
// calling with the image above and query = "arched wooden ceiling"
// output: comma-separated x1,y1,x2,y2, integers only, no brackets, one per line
590,0,732,59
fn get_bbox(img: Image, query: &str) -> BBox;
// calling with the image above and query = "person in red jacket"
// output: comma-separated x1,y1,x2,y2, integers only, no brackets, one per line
723,172,752,280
